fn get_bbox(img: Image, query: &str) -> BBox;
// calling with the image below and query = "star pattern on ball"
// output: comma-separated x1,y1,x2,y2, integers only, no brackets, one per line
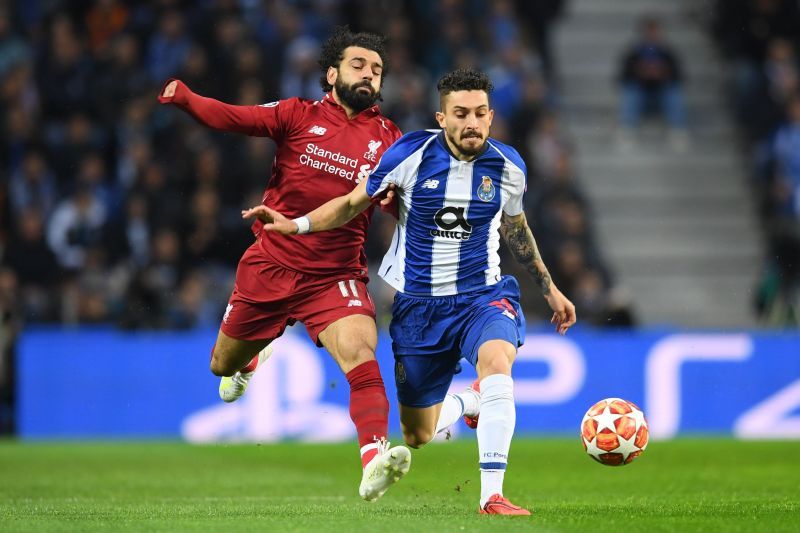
583,435,605,460
612,430,641,462
628,406,647,428
592,405,623,433
580,398,649,466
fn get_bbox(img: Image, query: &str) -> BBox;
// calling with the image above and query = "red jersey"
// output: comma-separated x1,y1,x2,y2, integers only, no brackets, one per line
159,80,402,275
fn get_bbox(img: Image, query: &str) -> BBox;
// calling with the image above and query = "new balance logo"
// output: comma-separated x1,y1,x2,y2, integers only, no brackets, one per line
308,125,327,136
422,179,439,189
347,299,363,307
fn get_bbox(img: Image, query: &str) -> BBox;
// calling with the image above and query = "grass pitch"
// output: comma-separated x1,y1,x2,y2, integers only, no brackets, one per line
0,438,797,532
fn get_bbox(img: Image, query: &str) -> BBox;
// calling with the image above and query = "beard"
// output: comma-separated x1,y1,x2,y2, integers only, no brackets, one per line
335,77,380,113
447,130,485,157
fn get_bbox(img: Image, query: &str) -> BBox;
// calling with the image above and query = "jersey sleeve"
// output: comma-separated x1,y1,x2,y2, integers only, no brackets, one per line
249,98,302,142
157,79,299,141
366,130,436,198
503,162,527,216
494,143,527,217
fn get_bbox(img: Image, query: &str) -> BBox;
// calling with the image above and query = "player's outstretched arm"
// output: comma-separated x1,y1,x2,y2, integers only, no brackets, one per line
242,180,388,235
500,212,577,334
157,79,261,135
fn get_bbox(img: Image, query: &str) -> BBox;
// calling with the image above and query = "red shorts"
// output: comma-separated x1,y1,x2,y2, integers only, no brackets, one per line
220,241,376,345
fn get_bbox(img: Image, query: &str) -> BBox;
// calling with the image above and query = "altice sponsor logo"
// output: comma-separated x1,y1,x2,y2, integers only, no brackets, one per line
431,206,472,240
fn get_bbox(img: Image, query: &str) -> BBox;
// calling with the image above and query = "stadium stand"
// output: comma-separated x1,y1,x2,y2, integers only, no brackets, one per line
711,0,800,325
556,0,763,327
0,0,628,332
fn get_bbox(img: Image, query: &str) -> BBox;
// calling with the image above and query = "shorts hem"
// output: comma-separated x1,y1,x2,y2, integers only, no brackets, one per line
219,321,288,343
307,307,376,346
397,396,447,409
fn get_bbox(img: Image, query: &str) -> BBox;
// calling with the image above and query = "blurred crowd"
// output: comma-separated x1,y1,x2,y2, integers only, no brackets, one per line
0,0,630,335
711,0,800,324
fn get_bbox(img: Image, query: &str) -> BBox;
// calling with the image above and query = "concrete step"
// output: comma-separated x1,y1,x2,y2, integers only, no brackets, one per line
561,101,731,123
589,194,757,220
583,152,742,179
567,0,688,16
582,183,748,204
559,60,723,80
623,276,759,328
568,122,739,146
561,84,722,107
565,121,737,142
558,26,708,51
629,286,757,330
613,252,763,277
598,225,761,260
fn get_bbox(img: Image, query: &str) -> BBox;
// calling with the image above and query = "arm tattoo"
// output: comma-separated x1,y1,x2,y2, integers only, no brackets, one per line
500,215,552,296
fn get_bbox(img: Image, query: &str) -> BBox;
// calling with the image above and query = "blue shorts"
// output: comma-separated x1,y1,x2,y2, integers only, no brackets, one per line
390,276,526,408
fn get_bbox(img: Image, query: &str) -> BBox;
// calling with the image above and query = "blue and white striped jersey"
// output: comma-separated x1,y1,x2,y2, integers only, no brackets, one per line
366,129,527,296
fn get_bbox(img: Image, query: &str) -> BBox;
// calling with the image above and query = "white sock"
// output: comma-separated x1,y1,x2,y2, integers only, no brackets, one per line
477,374,515,508
434,389,480,435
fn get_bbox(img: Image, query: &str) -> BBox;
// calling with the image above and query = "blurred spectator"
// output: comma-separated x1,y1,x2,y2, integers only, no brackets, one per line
9,148,57,217
0,267,21,435
85,0,130,57
488,42,544,121
46,186,108,271
38,14,94,118
384,74,432,133
772,96,800,218
3,210,59,320
513,0,566,80
281,35,322,99
146,10,191,82
47,112,109,187
739,38,799,141
617,16,688,151
93,33,150,125
525,111,572,183
0,6,31,77
120,227,183,329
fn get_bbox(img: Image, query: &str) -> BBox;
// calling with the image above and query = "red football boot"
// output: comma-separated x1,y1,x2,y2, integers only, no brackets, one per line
463,379,480,429
479,494,532,515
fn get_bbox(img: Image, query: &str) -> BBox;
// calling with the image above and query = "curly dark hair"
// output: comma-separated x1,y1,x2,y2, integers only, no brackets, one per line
318,26,388,92
437,68,494,97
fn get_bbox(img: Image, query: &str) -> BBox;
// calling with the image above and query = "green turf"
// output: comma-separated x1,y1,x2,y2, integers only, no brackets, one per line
0,438,797,532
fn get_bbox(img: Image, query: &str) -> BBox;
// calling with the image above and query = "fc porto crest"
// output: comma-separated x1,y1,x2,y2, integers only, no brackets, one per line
477,176,495,201
395,361,407,384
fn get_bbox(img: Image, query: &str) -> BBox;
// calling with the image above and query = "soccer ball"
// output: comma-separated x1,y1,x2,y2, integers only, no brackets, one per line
580,398,648,466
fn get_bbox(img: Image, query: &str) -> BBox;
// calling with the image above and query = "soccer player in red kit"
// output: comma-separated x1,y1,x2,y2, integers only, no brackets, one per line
157,27,409,501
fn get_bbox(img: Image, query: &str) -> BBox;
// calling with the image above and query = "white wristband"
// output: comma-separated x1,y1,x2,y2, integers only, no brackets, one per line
293,216,311,234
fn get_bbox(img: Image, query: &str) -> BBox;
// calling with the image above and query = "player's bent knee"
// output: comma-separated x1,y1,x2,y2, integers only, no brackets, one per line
402,429,434,449
209,353,236,377
338,346,377,373
478,351,514,377
209,358,226,377
485,359,512,376
352,346,376,365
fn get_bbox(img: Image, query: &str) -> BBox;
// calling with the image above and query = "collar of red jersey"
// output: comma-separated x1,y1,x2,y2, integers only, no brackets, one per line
322,92,381,117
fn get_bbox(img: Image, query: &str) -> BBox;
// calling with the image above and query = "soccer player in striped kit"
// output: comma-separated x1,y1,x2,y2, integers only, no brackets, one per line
158,27,410,502
245,68,577,515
